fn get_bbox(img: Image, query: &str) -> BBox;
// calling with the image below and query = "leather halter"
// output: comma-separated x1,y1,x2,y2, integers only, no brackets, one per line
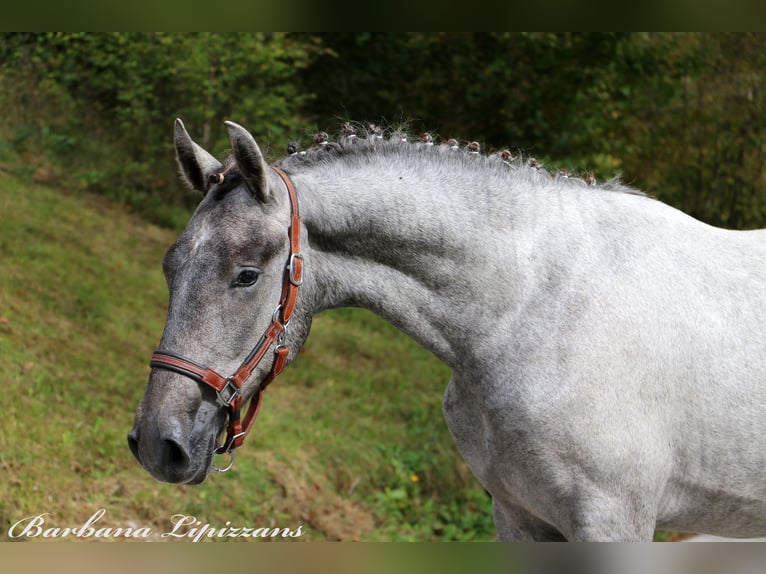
149,166,303,467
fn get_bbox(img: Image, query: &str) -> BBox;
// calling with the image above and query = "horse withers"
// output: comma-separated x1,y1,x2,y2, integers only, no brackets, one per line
129,119,766,541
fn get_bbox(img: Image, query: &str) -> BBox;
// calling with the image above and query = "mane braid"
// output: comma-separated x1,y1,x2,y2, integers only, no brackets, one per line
269,125,645,197
209,156,245,200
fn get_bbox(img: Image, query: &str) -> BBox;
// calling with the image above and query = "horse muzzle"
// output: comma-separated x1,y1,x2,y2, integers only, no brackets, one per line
127,386,223,484
127,426,214,485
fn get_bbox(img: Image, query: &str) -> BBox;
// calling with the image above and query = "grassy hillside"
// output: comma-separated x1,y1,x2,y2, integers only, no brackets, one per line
0,171,494,541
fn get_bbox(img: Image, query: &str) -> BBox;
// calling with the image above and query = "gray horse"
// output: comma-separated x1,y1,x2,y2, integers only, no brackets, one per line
129,120,766,541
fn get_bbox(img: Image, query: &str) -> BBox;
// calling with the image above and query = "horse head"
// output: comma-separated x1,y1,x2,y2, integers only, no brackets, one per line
128,120,309,483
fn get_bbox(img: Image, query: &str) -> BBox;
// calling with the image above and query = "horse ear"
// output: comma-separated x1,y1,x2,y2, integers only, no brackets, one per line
225,121,271,203
174,118,223,194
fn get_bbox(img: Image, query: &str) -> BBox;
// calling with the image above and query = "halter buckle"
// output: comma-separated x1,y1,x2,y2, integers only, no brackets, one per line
216,378,241,408
288,253,304,286
215,428,246,455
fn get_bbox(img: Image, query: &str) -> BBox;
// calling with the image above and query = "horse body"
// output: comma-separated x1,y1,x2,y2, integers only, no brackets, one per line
129,121,766,541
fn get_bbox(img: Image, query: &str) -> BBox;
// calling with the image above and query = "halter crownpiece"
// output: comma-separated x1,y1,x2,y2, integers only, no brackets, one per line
149,166,302,471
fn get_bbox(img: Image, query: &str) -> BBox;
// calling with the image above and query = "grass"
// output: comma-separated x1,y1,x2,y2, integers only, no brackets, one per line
0,167,495,542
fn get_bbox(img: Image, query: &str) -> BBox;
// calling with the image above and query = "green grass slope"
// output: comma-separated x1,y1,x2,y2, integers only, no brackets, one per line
0,173,494,541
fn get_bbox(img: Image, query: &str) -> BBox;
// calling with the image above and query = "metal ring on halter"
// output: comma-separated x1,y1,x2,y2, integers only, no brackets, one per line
271,304,283,324
213,450,235,473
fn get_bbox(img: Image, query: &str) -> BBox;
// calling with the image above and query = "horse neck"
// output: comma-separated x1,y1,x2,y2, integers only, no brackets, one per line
292,153,539,369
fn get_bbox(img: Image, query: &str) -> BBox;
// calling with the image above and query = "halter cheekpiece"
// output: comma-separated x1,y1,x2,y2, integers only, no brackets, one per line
149,166,303,471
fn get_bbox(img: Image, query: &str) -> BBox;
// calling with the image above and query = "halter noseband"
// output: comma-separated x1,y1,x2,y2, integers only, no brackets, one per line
149,166,303,471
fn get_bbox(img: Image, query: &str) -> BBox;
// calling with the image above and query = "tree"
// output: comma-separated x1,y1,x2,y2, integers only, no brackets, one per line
298,33,766,228
0,33,324,222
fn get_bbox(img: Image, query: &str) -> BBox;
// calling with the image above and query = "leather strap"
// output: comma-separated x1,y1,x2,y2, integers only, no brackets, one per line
150,166,302,456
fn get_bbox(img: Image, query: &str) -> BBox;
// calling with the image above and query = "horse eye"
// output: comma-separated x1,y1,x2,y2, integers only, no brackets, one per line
233,269,259,287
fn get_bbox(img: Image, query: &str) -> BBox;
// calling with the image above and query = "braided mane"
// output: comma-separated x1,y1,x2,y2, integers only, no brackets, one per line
221,123,644,197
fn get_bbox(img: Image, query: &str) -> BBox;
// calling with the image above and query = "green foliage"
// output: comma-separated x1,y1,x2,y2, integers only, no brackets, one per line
2,33,766,229
368,444,494,541
0,33,324,224
300,33,766,229
612,33,766,229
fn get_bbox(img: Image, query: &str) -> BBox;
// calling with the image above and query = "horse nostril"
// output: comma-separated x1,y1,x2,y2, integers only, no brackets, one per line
127,428,195,483
163,438,191,469
127,429,141,462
